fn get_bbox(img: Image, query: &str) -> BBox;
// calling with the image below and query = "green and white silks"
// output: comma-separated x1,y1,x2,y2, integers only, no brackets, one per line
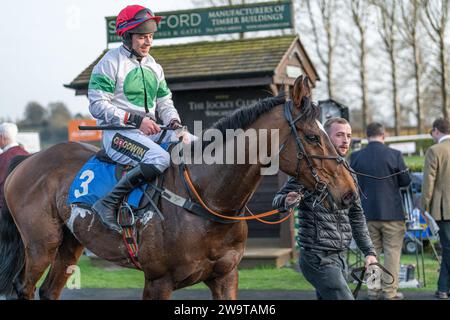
88,45,180,126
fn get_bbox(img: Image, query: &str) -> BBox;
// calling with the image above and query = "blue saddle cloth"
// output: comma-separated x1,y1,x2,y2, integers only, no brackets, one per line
67,156,146,208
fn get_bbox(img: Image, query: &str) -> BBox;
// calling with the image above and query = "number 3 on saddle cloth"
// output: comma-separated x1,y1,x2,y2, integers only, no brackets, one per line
67,148,167,270
67,155,147,210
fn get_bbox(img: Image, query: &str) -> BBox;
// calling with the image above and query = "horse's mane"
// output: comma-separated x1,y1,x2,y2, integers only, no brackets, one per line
188,94,320,152
209,95,286,134
209,94,319,133
187,95,284,151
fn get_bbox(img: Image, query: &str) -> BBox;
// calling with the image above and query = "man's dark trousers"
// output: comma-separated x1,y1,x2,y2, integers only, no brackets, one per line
299,247,354,300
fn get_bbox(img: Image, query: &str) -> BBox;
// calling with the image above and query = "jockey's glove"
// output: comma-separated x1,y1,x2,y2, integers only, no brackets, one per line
125,113,144,128
168,119,183,129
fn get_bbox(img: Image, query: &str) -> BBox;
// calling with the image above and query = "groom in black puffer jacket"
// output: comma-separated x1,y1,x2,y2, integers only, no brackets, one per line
273,118,377,300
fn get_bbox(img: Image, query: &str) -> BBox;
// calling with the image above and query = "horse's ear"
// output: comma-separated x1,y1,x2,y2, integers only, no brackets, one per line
292,75,311,108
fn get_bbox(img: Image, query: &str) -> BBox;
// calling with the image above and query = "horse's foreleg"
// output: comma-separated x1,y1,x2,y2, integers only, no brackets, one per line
205,267,238,300
142,276,174,300
39,229,84,300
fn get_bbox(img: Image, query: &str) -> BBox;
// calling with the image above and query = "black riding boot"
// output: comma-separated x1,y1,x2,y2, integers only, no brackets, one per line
92,163,162,233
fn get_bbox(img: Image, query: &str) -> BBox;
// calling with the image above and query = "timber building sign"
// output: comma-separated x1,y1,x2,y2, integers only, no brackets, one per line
106,1,293,43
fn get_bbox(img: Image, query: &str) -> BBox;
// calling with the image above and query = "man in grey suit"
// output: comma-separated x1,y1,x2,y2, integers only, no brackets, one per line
350,122,411,300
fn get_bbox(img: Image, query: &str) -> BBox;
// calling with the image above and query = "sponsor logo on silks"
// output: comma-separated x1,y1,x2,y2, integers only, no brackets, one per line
111,133,149,162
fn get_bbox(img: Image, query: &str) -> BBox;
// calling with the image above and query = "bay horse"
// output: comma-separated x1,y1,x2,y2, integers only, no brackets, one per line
0,75,357,300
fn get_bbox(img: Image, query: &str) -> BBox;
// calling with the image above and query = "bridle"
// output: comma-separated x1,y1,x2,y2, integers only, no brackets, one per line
283,99,345,207
178,99,408,223
283,99,410,205
178,98,347,222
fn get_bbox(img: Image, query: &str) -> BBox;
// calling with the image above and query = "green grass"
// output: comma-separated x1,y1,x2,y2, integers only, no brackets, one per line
404,156,425,172
68,257,145,288
237,266,312,290
50,256,313,290
49,251,440,291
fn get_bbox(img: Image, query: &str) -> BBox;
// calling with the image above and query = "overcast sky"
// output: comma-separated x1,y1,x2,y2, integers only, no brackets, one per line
0,0,198,121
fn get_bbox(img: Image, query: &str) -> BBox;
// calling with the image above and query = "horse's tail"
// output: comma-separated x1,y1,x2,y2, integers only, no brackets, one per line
0,155,30,296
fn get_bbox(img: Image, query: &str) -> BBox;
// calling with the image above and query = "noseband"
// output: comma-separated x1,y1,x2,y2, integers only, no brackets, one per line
283,100,345,206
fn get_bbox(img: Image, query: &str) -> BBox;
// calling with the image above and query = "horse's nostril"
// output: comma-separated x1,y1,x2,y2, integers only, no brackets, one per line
342,191,355,206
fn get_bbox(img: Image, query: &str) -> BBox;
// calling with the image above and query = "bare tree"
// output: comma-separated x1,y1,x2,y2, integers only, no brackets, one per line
373,0,401,135
349,0,372,131
422,0,449,119
398,0,425,132
304,0,341,100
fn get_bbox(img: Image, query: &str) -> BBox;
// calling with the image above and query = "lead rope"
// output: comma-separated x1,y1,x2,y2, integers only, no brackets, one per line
343,161,410,180
351,263,395,299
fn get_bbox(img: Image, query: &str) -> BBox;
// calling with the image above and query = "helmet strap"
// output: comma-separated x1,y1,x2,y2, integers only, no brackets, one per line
122,32,133,51
123,33,145,59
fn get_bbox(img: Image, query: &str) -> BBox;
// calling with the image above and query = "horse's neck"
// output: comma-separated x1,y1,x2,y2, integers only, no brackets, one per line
188,163,262,214
186,107,290,214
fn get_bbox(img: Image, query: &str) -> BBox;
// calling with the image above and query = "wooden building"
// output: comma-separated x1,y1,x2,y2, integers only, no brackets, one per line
65,34,319,267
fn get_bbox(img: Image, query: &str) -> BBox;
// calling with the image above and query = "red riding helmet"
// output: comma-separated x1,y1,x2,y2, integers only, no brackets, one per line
116,5,162,36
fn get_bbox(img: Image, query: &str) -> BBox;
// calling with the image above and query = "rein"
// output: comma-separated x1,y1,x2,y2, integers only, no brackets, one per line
156,100,406,224
180,100,339,223
245,205,295,225
182,167,287,222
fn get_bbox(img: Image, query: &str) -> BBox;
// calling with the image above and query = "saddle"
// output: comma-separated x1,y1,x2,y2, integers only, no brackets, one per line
68,142,239,269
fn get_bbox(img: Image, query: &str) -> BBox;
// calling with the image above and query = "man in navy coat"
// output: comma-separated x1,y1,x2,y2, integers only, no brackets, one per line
350,122,411,300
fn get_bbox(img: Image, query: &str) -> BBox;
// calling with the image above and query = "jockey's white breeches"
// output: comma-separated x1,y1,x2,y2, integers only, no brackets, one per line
103,129,195,172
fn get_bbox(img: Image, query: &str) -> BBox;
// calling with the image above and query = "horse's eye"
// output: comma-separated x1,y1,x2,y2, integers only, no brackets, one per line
305,134,320,143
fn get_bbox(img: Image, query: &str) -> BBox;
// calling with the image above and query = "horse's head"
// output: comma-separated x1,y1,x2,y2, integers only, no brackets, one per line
278,75,358,209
